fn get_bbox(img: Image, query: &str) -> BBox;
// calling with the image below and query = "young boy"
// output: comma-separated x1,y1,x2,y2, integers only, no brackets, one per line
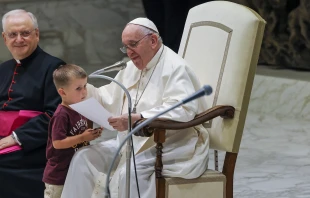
43,64,102,198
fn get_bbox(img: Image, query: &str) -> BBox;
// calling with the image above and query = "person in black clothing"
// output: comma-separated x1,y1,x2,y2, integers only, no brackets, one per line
142,0,210,52
0,9,65,198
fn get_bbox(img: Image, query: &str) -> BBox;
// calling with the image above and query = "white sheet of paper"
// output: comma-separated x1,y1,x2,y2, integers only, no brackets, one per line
69,97,114,131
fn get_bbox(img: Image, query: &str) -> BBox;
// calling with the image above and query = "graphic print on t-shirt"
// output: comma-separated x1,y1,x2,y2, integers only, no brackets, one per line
70,117,89,152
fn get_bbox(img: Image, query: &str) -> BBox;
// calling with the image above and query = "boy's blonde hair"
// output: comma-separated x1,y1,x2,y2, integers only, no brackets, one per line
53,64,87,89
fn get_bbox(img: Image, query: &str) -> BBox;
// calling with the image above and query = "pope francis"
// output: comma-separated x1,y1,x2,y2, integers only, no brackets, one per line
61,17,210,198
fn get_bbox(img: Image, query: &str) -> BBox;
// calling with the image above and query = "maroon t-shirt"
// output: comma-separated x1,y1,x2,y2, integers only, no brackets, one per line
43,104,89,185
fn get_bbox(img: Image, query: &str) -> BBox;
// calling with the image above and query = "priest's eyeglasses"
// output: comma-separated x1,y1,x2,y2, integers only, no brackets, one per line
4,28,36,39
120,33,152,53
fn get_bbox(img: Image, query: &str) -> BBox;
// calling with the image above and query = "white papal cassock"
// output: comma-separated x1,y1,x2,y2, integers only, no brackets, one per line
61,45,210,198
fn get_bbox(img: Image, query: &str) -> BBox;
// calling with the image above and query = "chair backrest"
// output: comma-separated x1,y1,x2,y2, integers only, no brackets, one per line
178,1,266,153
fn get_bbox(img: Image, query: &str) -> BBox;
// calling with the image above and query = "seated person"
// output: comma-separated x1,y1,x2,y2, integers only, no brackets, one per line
61,18,209,198
0,9,65,198
43,64,102,198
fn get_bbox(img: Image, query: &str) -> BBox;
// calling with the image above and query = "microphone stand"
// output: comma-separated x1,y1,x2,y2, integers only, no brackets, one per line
103,85,212,198
88,73,133,198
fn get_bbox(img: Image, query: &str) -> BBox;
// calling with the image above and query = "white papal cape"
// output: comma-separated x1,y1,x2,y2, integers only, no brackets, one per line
61,45,209,198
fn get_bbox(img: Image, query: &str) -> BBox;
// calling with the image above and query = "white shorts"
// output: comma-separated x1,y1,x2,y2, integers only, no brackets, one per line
44,183,64,198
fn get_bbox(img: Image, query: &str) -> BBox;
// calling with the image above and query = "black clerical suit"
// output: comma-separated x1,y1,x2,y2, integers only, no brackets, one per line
0,46,65,198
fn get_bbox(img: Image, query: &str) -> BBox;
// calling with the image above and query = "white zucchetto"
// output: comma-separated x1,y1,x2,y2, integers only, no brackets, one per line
128,17,159,33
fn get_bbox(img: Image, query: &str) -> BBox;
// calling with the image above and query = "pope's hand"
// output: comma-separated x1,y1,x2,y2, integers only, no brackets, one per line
0,135,17,150
108,113,142,132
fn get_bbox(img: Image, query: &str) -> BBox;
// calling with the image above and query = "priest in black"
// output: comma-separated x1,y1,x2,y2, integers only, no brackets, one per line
0,10,65,198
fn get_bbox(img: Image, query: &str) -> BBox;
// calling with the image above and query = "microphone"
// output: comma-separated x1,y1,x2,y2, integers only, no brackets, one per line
88,73,134,198
90,61,127,75
104,84,213,198
182,85,212,104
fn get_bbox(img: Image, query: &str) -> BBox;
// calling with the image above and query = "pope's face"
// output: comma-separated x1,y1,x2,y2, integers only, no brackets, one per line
2,13,39,60
121,25,155,70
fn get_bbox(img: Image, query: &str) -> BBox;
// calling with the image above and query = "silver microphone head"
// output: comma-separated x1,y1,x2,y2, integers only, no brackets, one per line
90,61,127,75
105,61,127,72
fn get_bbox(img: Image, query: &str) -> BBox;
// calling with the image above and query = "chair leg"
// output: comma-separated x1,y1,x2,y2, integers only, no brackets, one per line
222,152,238,198
154,129,166,198
156,178,166,198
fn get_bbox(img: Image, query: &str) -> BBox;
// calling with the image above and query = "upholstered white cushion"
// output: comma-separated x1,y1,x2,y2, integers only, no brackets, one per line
165,169,226,198
178,1,266,152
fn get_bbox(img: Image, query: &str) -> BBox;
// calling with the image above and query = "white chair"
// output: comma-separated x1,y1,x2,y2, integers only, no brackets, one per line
134,1,266,197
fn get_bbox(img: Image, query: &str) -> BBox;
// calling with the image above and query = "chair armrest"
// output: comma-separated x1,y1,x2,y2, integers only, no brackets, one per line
133,105,235,137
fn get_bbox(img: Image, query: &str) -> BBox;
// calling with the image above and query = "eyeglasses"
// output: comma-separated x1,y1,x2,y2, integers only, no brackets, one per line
4,28,36,39
120,33,152,53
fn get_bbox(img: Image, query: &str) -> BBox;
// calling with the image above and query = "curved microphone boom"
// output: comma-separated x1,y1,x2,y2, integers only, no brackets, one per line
104,85,213,198
88,71,134,198
90,61,127,75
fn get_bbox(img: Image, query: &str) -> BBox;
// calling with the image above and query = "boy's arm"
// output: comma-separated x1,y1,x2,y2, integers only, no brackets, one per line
53,132,87,149
53,128,101,149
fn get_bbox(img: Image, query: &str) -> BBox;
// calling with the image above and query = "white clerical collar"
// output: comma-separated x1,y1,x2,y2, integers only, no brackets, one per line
15,59,21,64
145,45,164,71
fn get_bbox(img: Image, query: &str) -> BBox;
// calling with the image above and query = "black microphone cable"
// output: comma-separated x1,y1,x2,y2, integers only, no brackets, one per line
131,136,141,198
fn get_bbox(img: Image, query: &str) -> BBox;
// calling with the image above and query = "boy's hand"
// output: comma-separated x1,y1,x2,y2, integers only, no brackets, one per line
93,127,103,135
81,128,102,142
93,127,103,137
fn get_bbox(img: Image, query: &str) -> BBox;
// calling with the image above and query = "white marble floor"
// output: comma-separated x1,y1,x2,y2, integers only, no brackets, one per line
234,113,310,198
